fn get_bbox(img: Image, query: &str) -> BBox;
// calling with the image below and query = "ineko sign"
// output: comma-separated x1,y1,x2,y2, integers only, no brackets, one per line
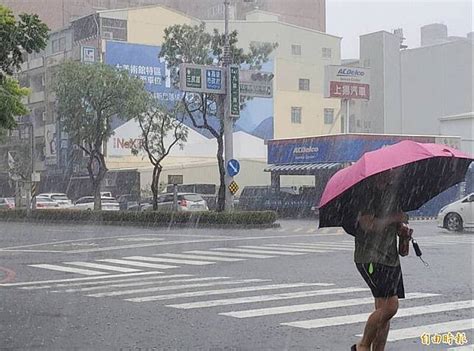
324,65,371,100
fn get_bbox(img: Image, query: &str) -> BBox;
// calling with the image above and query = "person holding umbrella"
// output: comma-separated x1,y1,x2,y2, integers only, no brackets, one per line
351,170,409,351
318,140,473,351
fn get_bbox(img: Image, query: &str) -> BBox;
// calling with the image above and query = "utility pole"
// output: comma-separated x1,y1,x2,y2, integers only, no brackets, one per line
223,0,234,211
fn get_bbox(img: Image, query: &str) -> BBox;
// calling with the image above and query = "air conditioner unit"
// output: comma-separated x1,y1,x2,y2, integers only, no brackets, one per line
104,178,115,187
102,32,113,39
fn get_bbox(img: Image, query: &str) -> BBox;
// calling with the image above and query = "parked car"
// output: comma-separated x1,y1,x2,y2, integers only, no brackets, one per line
37,193,72,208
34,197,60,209
438,193,474,231
144,193,208,212
0,197,15,210
116,194,140,211
73,196,120,211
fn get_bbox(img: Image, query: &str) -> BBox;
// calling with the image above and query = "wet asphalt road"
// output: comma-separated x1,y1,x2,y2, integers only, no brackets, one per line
0,219,472,351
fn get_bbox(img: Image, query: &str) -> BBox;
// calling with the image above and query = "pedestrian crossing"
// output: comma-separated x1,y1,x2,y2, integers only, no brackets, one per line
25,236,472,277
1,272,472,347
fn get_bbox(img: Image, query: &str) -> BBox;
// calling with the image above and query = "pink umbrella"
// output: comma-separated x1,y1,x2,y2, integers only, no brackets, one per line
318,140,473,233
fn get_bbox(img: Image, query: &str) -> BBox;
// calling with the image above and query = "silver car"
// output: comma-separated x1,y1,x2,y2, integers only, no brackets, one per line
37,193,72,208
73,196,120,211
153,193,209,212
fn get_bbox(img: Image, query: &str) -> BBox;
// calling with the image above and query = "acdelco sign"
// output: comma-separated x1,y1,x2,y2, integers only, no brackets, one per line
337,68,366,78
324,65,371,100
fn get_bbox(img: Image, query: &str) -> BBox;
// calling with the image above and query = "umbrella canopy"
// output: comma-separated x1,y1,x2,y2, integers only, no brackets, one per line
318,140,473,233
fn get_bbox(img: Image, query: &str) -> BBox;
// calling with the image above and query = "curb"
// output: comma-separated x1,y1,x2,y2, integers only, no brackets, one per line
410,216,437,221
0,218,280,230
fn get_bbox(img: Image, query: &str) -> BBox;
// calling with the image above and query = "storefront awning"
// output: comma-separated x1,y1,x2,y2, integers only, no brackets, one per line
264,163,344,173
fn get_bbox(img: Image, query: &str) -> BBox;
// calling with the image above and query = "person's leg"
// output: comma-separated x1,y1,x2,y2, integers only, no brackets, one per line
357,296,398,351
373,297,398,351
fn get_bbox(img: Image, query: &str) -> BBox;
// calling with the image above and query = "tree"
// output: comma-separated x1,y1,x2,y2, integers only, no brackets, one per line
132,99,188,210
54,61,150,210
0,5,49,130
0,78,29,131
159,23,277,211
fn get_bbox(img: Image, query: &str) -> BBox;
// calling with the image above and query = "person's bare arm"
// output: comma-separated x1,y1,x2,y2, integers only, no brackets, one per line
358,212,407,234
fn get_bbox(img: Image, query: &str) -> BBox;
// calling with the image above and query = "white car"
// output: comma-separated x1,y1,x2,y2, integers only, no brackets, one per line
437,193,474,231
37,193,72,208
73,196,120,211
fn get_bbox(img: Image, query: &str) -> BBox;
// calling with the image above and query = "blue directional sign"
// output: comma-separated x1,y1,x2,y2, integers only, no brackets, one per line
227,159,240,177
206,69,223,91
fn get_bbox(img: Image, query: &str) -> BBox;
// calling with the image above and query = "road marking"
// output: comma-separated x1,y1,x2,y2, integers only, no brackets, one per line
214,248,305,256
294,242,354,248
156,253,244,262
447,344,474,351
97,259,178,270
88,278,268,298
0,271,164,287
29,264,109,276
283,300,474,329
285,244,353,251
0,233,346,253
220,292,438,318
20,274,192,290
63,262,142,273
261,245,329,253
125,255,214,266
167,287,367,309
385,319,474,342
293,228,303,233
306,228,317,233
126,283,333,302
55,276,231,293
186,250,275,259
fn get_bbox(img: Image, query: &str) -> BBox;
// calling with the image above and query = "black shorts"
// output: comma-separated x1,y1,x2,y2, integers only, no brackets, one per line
356,262,405,299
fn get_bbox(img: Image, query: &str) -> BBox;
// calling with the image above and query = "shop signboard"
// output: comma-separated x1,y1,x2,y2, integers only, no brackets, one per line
324,65,371,100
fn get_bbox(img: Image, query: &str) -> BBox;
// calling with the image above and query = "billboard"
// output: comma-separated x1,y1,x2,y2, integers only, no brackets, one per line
105,41,182,103
324,65,370,100
105,41,274,140
267,134,461,165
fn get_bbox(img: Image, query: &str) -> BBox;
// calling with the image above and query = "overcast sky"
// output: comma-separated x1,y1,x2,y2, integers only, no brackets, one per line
326,0,473,59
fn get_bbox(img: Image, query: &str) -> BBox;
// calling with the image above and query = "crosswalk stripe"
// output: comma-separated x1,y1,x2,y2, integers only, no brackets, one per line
288,243,353,251
20,274,192,290
385,318,474,342
124,256,214,266
156,253,244,262
88,278,268,298
167,287,368,310
220,292,438,319
293,228,303,233
97,259,178,270
294,242,354,248
63,262,141,273
55,276,231,293
214,248,305,256
282,300,474,329
187,250,275,259
126,283,333,302
0,271,164,287
262,245,329,253
306,228,317,233
447,344,474,351
29,264,109,276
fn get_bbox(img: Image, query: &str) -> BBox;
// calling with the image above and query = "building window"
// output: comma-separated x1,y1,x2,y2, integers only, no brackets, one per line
291,107,302,124
322,47,332,59
299,78,310,91
324,108,334,124
101,17,127,41
52,37,66,53
291,44,301,56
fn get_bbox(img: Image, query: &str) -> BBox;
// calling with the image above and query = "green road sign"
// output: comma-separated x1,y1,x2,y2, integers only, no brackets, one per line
185,67,202,89
229,65,240,118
